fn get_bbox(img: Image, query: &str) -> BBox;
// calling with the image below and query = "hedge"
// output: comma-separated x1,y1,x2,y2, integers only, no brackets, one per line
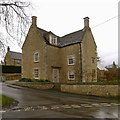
19,78,50,82
1,65,21,73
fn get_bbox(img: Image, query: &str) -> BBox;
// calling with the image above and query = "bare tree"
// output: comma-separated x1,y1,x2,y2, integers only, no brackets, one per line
0,33,5,58
0,0,31,58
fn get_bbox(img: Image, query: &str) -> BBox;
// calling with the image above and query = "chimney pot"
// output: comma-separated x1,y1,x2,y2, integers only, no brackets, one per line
32,16,37,27
84,17,89,28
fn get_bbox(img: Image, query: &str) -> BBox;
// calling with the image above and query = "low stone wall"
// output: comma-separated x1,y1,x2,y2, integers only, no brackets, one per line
14,82,54,90
2,73,21,80
61,84,119,97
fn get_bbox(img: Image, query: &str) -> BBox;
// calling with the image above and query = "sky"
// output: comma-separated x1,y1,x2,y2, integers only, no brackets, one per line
1,0,119,69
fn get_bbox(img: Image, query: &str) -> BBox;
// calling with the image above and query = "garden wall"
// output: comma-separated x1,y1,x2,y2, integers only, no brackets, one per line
61,84,119,97
14,82,54,90
2,73,21,80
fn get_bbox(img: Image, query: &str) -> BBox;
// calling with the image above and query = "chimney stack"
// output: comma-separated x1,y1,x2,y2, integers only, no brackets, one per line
83,17,89,28
32,16,37,27
7,46,10,51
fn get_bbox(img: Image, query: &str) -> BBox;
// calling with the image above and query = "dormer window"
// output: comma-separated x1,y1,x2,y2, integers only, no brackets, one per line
49,34,57,45
52,36,57,45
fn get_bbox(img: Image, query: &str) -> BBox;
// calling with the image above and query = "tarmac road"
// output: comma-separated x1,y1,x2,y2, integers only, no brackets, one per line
0,82,119,119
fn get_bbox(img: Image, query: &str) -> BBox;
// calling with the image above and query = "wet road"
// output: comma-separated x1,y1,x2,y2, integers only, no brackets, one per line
0,83,119,119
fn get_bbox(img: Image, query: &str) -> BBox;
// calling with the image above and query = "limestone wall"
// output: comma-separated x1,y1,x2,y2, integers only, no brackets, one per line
2,73,21,80
14,82,54,90
61,84,119,97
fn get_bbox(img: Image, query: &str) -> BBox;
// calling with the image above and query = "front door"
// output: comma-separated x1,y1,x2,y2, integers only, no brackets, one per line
52,69,59,83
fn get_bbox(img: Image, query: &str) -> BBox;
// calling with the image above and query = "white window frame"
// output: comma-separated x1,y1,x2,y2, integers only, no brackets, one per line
68,71,75,80
34,52,39,62
15,59,21,64
52,36,57,45
49,34,57,45
67,55,75,65
33,68,39,79
49,34,52,44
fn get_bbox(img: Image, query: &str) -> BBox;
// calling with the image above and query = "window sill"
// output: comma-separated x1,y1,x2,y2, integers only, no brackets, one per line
68,64,75,66
34,61,39,63
68,79,75,81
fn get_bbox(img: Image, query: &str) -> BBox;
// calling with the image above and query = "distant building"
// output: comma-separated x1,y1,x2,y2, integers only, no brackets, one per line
4,47,22,66
22,16,97,83
97,68,107,81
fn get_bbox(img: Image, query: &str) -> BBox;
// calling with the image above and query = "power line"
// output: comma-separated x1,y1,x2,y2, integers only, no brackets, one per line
92,15,118,29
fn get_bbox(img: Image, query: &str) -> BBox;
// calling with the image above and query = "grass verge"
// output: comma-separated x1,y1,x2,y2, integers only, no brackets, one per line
0,94,13,107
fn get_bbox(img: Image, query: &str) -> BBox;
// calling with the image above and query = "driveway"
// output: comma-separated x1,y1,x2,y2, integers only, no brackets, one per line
0,82,119,119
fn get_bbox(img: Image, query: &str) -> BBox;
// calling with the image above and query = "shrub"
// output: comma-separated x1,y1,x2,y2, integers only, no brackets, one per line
45,79,50,82
19,78,50,83
19,78,32,82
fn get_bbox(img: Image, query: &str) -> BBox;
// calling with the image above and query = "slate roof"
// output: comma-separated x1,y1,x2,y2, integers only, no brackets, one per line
57,30,85,47
37,27,48,37
9,51,22,60
37,27,85,47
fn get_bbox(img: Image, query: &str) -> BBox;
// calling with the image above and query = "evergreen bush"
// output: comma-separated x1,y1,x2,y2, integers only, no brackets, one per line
1,65,21,73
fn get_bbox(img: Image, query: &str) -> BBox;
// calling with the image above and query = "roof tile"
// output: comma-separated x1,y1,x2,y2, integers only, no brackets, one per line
9,51,22,60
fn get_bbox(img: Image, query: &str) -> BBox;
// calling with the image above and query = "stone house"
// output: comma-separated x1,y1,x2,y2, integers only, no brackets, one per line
4,47,22,66
22,16,97,83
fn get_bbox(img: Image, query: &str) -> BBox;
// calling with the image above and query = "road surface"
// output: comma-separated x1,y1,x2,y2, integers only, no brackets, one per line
0,82,119,119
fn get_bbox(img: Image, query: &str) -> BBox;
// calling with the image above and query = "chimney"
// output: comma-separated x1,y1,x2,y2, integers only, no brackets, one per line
7,46,10,51
32,16,37,27
83,17,89,28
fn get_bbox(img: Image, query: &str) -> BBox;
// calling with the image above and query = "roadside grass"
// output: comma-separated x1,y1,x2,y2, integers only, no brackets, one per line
0,94,13,107
96,79,120,85
107,79,120,83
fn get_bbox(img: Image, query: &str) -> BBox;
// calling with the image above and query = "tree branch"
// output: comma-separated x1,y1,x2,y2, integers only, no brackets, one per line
0,0,31,57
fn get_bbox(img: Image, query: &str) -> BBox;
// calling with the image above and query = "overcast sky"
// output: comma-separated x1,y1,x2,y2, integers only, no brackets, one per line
1,0,119,68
